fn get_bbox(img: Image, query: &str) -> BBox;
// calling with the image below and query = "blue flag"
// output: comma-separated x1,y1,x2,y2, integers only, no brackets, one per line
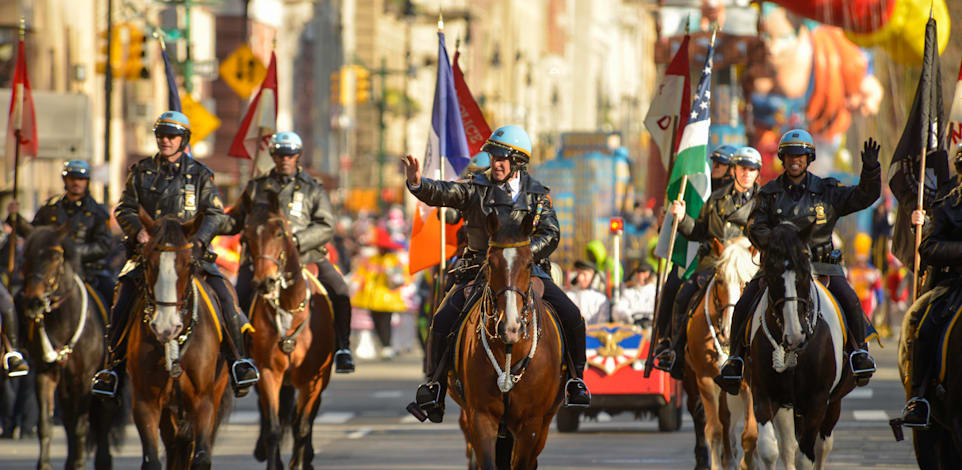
161,45,181,112
423,31,470,179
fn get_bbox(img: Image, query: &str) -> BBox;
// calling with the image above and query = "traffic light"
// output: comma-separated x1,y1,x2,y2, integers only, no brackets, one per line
96,26,124,76
330,70,341,105
609,217,624,234
353,65,371,104
125,26,149,80
339,66,353,105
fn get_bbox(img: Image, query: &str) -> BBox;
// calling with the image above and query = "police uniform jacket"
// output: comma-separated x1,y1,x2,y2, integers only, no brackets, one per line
115,154,225,276
408,171,559,282
224,168,335,266
748,164,880,276
678,181,759,272
919,191,962,283
11,194,113,279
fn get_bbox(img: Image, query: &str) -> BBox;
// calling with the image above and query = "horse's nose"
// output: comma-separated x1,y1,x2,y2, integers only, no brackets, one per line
150,319,183,343
503,323,521,344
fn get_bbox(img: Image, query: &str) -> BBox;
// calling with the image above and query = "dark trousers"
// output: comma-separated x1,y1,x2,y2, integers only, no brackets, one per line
655,265,684,342
0,373,37,437
729,274,869,354
0,283,17,348
86,275,116,317
371,311,393,347
236,258,352,350
432,277,587,370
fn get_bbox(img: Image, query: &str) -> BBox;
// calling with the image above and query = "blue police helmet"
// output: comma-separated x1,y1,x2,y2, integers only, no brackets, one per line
153,111,191,136
709,144,738,165
777,129,816,161
482,125,532,163
62,160,91,179
269,132,303,156
731,147,762,170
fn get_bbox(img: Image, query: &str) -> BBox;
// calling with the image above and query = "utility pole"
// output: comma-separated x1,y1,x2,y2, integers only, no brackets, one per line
377,57,387,209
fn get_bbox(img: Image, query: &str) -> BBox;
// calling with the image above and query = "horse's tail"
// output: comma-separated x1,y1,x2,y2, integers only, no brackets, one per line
88,382,130,453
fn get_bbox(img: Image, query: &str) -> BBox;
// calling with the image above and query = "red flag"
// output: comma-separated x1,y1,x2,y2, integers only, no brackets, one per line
947,57,962,149
228,51,277,176
452,51,491,156
6,38,38,161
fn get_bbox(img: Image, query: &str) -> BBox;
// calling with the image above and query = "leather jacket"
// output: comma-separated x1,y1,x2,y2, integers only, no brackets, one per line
115,154,226,277
749,164,880,276
919,191,962,285
224,168,335,266
10,194,113,279
678,181,759,272
408,172,559,282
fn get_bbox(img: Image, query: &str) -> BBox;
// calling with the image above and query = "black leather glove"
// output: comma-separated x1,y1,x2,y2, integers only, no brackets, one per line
861,137,880,168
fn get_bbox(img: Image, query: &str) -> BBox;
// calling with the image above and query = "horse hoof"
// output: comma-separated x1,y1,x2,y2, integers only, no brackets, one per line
254,443,267,462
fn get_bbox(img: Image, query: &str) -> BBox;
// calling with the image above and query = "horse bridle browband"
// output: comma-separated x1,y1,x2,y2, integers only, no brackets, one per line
145,241,194,310
488,240,531,249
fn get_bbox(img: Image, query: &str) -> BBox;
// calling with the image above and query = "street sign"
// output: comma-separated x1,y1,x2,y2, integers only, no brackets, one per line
180,93,221,143
218,45,266,99
193,60,219,79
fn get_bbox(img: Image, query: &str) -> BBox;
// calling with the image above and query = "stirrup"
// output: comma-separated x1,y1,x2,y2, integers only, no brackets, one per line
720,356,744,380
849,349,876,376
416,381,443,409
563,378,591,408
91,370,119,397
652,349,676,373
3,352,27,377
901,397,931,429
231,359,260,386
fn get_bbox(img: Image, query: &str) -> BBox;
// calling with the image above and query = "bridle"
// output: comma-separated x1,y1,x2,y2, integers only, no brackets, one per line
252,217,299,296
143,241,195,320
481,239,536,341
761,266,820,372
24,246,73,317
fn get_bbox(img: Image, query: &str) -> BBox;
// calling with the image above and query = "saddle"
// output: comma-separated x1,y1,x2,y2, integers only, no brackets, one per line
909,282,962,385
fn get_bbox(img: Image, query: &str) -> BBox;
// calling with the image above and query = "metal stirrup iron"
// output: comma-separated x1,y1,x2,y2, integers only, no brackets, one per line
563,378,590,408
849,349,876,375
232,359,260,386
721,356,744,380
653,349,676,372
91,370,119,397
3,352,27,377
901,397,931,428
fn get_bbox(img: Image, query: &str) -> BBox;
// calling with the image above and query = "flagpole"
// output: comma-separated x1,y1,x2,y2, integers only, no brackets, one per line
7,18,25,279
437,11,447,288
912,146,929,301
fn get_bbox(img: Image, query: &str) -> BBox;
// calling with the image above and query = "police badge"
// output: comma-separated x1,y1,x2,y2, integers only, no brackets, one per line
815,203,827,224
185,184,197,212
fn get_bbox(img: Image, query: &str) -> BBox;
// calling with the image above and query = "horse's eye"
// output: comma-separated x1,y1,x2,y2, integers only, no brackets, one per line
274,230,284,239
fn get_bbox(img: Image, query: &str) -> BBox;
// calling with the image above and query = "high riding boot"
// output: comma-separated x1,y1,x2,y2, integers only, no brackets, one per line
413,328,448,422
1,305,28,377
564,320,591,407
847,313,876,386
92,279,136,398
715,311,749,396
665,303,690,380
224,308,259,398
333,304,355,374
902,338,932,427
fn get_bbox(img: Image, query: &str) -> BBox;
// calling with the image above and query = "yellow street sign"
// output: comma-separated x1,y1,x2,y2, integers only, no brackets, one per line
180,93,221,144
219,45,266,99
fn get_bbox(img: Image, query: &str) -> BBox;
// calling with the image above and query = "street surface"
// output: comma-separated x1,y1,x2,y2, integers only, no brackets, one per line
0,340,919,469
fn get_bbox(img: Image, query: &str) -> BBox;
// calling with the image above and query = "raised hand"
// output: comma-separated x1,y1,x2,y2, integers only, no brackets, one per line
861,137,880,167
401,155,421,187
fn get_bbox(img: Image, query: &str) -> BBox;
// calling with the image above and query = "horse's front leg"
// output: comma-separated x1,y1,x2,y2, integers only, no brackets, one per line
254,368,285,469
61,391,92,470
771,407,797,470
696,375,725,470
35,371,58,470
737,384,758,470
813,398,841,470
133,395,164,470
290,382,326,470
510,414,554,470
459,409,479,470
684,369,710,470
465,410,499,470
188,395,217,470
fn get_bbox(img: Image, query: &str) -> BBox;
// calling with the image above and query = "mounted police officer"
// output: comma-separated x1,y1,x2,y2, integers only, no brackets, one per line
715,130,881,395
655,146,762,378
91,111,259,398
402,125,589,423
3,161,115,377
897,150,962,427
651,143,739,365
224,131,355,373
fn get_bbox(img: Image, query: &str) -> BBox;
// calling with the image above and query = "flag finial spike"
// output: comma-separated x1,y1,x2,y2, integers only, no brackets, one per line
438,9,444,32
455,36,461,54
685,13,691,35
18,16,25,41
155,31,167,51
710,26,718,47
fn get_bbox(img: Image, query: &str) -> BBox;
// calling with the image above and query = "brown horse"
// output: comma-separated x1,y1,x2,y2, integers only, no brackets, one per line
684,237,758,470
242,200,335,470
747,225,855,470
449,212,564,470
896,284,962,469
19,225,124,470
128,208,232,470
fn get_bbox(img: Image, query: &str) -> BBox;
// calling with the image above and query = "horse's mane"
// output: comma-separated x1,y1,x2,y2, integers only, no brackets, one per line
24,226,81,273
763,224,811,275
149,215,190,247
715,236,758,287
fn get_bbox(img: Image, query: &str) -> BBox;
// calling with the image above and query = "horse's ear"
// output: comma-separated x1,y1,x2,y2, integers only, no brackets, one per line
183,213,204,240
485,211,500,236
520,212,535,237
711,237,724,257
138,206,156,233
267,190,281,214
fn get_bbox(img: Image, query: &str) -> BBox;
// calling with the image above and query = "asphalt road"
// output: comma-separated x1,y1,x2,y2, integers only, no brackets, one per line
0,337,921,469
